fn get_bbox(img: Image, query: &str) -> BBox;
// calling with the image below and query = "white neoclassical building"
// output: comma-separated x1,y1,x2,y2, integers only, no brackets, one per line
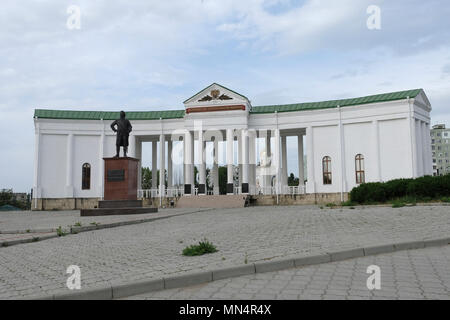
32,83,432,209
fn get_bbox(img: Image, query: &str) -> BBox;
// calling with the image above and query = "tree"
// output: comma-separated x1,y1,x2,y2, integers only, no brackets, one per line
0,189,29,210
141,167,152,189
218,166,228,194
288,173,299,186
141,167,167,189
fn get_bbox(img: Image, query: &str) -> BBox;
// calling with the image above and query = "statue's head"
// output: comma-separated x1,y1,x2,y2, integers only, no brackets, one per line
120,111,126,119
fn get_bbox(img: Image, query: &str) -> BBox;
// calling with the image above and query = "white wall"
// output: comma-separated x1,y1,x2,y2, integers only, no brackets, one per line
312,125,340,193
72,135,101,198
343,122,373,190
379,118,412,181
40,134,67,198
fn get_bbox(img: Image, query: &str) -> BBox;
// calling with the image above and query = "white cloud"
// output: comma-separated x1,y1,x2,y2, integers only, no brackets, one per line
1,0,450,191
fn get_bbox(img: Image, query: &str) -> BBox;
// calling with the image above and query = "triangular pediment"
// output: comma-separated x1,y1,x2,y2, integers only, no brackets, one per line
414,89,432,111
183,83,250,107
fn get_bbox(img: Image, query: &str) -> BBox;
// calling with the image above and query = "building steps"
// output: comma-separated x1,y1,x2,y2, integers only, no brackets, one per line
176,195,249,208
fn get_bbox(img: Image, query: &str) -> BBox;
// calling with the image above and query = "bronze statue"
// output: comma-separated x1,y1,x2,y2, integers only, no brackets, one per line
111,111,132,158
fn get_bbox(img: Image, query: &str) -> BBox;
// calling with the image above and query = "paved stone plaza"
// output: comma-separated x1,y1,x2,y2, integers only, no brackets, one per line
0,205,449,299
125,245,450,300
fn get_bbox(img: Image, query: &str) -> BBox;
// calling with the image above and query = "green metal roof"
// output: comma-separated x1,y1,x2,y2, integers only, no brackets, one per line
34,109,185,120
250,89,423,114
34,89,423,120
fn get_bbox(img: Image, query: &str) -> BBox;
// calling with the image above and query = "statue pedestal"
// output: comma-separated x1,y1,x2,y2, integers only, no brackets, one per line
81,157,158,216
103,157,139,201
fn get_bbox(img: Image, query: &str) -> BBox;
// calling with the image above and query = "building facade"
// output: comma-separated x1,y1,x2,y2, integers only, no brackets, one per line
431,124,450,176
32,83,433,209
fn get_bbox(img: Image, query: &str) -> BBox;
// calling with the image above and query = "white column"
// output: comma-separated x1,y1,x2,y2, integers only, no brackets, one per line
213,139,219,195
184,131,193,195
135,138,142,191
281,135,288,192
152,141,157,189
99,122,105,199
426,123,433,175
226,129,234,194
338,106,347,199
265,130,272,190
416,120,423,177
33,122,42,206
408,100,418,178
298,134,304,186
190,131,195,192
238,132,243,187
306,126,315,194
128,135,136,158
167,139,173,188
159,134,166,197
422,122,429,175
65,133,74,197
241,129,249,194
198,129,206,195
249,131,256,194
273,129,281,194
372,120,382,182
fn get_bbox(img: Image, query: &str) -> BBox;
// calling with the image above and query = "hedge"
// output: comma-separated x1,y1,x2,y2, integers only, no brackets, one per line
349,175,450,204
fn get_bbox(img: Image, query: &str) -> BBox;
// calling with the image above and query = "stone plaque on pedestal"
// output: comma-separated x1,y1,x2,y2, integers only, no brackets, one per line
103,157,139,201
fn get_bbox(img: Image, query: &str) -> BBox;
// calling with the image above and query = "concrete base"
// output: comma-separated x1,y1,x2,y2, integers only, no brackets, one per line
99,200,143,208
80,207,158,217
250,192,349,206
32,198,101,211
176,195,249,208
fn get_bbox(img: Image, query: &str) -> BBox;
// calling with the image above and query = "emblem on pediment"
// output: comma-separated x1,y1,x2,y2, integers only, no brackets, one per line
198,90,233,102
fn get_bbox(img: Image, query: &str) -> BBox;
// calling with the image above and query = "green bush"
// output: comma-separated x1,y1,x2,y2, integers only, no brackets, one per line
341,200,356,206
350,175,450,204
182,239,218,256
392,201,406,208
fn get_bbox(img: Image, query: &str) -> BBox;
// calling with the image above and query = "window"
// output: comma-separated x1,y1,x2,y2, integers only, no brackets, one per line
355,154,365,184
322,156,332,185
82,163,91,190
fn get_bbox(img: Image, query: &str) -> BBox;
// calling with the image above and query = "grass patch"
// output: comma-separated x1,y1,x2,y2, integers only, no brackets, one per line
32,237,40,242
325,203,336,208
182,239,218,256
56,226,67,237
74,222,82,227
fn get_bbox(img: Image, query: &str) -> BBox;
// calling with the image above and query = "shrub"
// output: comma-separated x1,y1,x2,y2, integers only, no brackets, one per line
350,175,450,204
341,200,356,207
182,239,218,256
441,197,450,203
392,201,405,208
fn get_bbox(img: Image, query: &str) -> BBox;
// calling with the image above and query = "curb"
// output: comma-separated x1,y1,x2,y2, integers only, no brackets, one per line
0,209,212,249
30,236,450,300
1,234,58,248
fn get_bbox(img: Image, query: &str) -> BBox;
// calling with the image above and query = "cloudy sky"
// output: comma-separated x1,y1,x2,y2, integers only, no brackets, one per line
1,0,450,192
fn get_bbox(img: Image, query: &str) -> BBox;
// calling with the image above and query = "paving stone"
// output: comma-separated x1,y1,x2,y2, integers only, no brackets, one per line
2,205,450,299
